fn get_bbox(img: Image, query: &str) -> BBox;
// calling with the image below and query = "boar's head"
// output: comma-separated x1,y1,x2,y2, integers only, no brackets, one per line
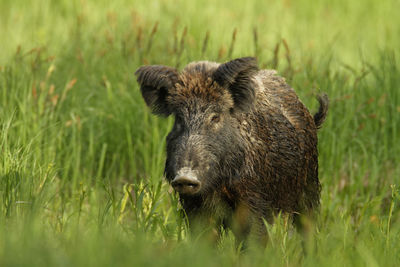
135,57,258,197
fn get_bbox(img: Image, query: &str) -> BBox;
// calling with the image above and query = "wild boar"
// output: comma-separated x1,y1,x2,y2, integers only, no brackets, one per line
135,57,328,242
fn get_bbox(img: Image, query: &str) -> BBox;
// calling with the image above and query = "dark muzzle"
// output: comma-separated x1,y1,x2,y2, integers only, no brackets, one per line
171,175,201,195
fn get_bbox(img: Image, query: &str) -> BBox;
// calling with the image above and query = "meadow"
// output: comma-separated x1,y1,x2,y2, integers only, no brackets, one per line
0,0,399,266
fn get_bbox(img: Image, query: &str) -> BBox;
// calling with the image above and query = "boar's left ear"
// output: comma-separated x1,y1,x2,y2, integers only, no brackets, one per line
212,57,259,111
135,65,180,116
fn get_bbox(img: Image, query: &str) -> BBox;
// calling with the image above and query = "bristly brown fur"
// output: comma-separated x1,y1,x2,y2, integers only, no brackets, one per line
135,57,328,243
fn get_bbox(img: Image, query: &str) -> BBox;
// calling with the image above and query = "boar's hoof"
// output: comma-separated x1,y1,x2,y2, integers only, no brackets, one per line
171,176,201,195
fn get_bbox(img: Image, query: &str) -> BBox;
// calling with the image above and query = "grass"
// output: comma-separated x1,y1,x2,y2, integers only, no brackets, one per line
0,0,400,266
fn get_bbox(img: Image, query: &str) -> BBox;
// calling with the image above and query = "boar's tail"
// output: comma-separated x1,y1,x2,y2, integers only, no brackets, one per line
313,93,329,129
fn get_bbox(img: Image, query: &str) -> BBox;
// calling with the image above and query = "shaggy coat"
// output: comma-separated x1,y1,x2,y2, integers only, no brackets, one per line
135,57,328,241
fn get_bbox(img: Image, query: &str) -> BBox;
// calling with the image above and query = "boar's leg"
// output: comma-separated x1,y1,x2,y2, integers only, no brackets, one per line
230,202,252,248
178,195,217,243
184,208,224,244
233,203,277,248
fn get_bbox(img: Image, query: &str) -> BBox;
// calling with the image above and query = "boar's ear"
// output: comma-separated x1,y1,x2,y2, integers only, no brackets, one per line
212,57,259,111
135,65,180,116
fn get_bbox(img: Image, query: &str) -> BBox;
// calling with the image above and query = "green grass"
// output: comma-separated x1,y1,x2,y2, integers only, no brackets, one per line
1,0,399,266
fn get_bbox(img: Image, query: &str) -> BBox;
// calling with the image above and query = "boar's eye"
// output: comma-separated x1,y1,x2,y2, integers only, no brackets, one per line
210,114,221,124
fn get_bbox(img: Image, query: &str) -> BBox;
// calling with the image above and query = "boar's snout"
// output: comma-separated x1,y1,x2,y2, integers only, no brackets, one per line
171,173,201,195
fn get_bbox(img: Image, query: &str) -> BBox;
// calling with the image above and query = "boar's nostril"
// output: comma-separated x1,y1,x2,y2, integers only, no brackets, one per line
171,176,201,195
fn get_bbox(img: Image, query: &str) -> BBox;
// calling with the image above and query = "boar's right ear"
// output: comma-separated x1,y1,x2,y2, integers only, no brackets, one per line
135,65,180,116
212,57,259,112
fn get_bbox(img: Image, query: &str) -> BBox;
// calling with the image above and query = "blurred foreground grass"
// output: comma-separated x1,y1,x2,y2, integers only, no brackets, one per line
0,0,399,266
